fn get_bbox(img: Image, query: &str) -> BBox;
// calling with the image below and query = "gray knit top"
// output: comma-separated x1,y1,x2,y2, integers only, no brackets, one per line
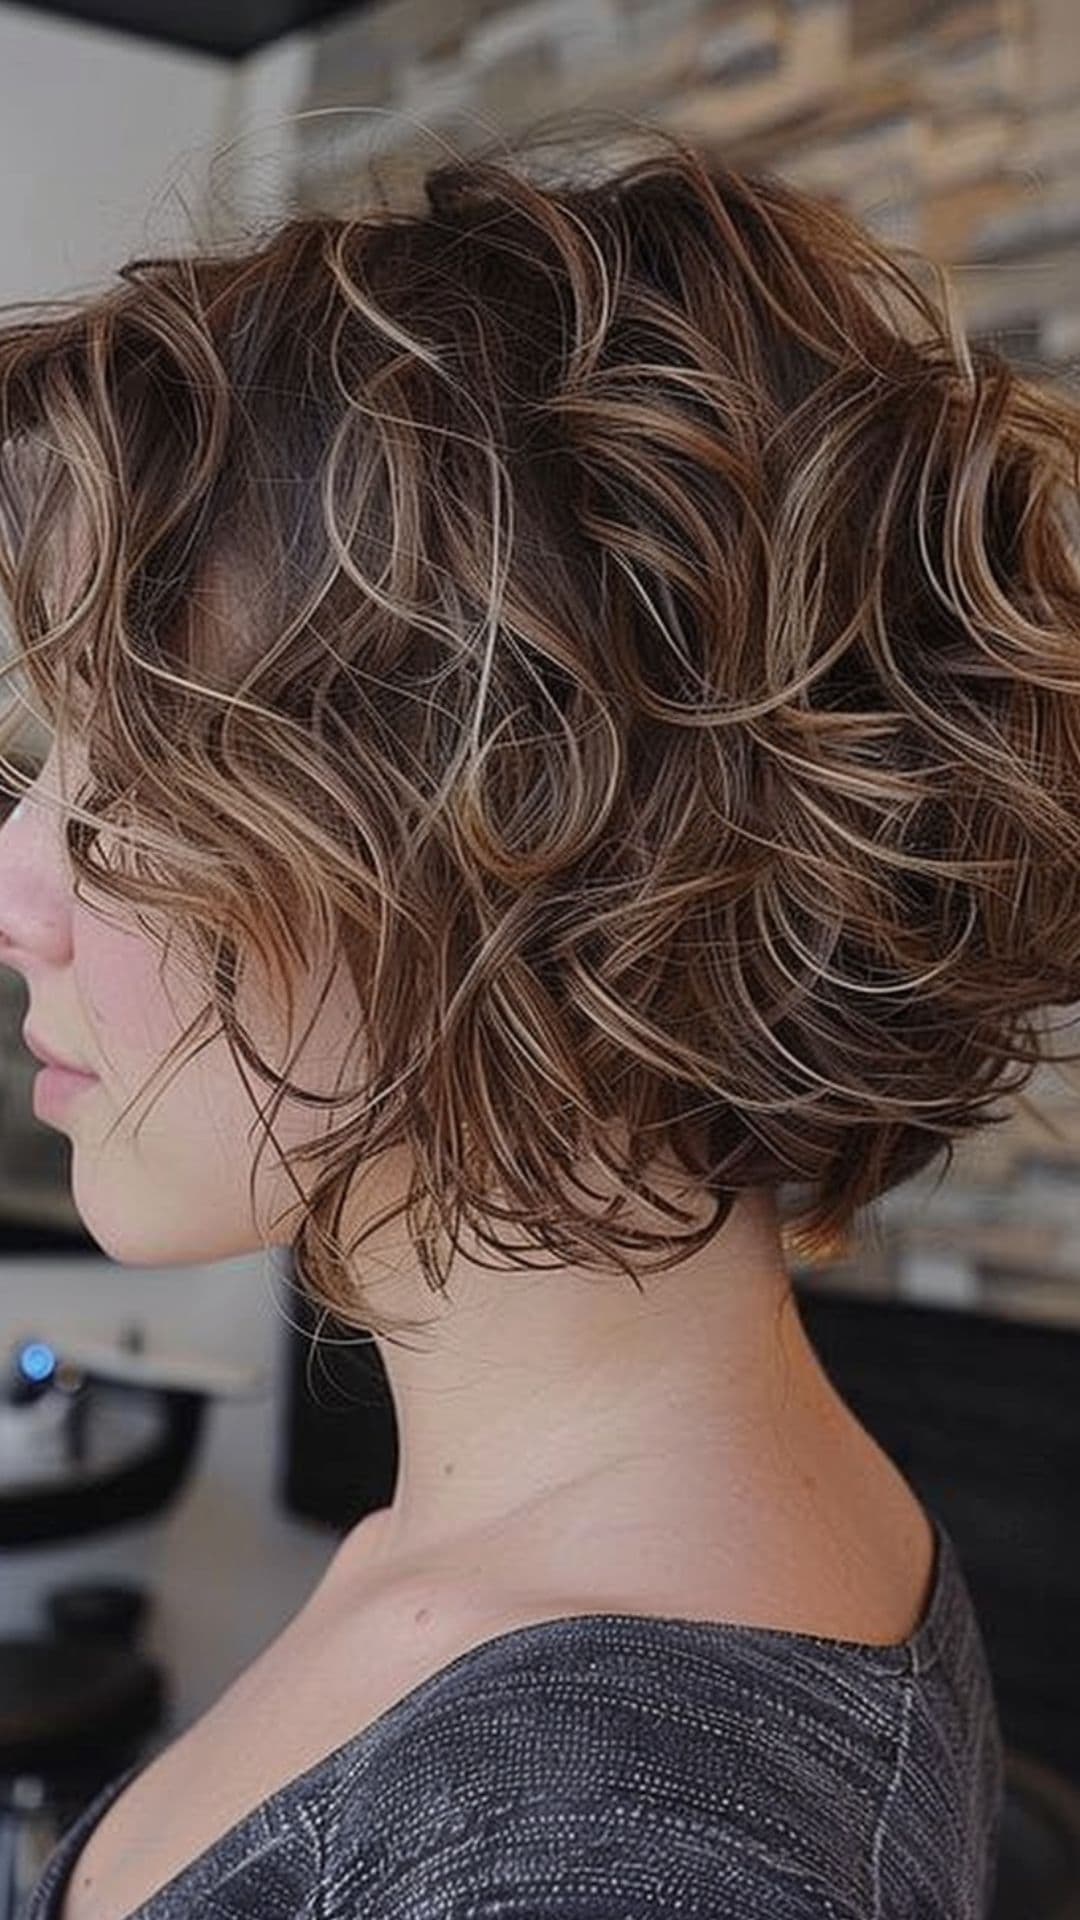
20,1509,1005,1919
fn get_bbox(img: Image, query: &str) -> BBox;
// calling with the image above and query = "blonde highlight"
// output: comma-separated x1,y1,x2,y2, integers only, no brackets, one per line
0,114,1078,1339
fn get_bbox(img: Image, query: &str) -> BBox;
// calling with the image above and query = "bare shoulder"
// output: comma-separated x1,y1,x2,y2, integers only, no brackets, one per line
321,1459,937,1654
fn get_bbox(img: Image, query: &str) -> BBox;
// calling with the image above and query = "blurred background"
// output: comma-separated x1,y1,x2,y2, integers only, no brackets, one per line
0,2,1078,1913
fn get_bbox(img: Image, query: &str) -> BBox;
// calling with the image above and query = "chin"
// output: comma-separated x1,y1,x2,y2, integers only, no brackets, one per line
70,1169,259,1269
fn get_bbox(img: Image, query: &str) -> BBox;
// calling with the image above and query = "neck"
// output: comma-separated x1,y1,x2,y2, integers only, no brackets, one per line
325,1181,848,1582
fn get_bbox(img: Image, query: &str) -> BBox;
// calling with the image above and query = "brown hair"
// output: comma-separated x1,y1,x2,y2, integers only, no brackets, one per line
1,112,1079,1343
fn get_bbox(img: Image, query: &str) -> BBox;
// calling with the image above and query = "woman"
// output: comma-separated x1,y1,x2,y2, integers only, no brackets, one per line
0,109,1066,1917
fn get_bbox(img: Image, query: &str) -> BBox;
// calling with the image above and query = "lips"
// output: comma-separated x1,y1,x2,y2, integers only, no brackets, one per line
22,1025,96,1076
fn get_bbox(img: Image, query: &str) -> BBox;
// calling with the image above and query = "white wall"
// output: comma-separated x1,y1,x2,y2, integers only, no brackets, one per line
0,1,345,1747
0,1,228,308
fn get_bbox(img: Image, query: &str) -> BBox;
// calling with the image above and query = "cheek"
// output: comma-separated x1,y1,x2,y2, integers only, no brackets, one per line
67,903,281,1262
72,900,202,1081
66,901,353,1262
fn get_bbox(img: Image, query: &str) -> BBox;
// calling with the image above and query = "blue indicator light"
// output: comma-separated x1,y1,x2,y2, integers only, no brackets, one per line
18,1341,56,1384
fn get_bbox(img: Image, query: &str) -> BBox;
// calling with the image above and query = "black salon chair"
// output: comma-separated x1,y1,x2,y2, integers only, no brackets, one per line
0,1330,208,1920
0,1583,167,1910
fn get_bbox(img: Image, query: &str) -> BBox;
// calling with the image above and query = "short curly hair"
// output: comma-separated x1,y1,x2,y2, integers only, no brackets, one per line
1,113,1079,1342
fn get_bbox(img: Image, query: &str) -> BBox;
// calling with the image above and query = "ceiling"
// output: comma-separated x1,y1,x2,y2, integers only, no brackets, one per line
8,0,368,58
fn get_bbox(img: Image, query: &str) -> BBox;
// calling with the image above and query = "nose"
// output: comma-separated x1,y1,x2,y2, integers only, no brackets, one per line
0,758,74,969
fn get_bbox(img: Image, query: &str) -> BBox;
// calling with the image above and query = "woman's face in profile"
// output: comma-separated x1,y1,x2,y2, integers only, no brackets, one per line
0,727,364,1271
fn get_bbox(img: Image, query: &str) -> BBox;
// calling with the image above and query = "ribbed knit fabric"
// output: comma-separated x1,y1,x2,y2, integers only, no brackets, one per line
19,1509,1005,1919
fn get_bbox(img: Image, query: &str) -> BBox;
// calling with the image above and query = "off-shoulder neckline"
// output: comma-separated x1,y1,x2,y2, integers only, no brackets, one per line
47,1512,958,1920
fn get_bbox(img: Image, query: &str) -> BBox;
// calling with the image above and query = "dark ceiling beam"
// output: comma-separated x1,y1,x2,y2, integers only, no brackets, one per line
4,0,368,60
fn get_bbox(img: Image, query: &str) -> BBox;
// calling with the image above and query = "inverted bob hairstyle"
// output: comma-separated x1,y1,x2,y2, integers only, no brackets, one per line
1,113,1080,1343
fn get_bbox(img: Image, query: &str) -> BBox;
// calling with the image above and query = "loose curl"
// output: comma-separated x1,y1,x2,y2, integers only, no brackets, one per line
1,112,1080,1343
